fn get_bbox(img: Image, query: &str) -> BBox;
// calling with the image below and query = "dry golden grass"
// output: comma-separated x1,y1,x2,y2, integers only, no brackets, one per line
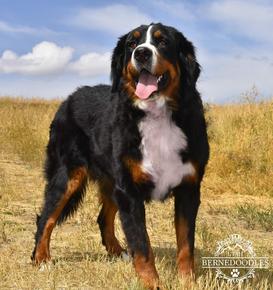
0,97,272,290
206,100,273,197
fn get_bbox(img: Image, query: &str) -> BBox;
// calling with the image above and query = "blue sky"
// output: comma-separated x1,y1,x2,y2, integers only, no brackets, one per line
0,0,273,103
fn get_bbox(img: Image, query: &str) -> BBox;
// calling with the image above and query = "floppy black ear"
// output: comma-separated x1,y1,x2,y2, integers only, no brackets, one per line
111,33,128,92
176,31,201,85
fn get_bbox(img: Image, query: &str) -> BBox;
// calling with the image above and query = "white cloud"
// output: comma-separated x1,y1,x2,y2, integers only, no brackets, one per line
198,49,273,102
0,20,58,35
69,52,111,76
0,20,37,34
0,41,111,78
71,4,152,34
0,42,74,75
205,0,273,44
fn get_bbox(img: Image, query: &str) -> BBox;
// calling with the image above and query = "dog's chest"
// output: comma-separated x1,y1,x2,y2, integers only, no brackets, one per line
138,102,194,200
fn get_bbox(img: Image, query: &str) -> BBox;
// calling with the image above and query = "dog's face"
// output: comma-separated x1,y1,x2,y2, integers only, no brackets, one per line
111,23,200,106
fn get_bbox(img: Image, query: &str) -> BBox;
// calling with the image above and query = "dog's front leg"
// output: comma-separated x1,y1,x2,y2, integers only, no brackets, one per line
115,190,159,290
173,183,200,277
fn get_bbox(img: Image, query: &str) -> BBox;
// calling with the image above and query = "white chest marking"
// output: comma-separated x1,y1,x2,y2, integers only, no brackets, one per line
138,98,195,200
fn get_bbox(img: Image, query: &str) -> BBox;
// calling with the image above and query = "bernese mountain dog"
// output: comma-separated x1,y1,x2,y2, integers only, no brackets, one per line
32,23,209,289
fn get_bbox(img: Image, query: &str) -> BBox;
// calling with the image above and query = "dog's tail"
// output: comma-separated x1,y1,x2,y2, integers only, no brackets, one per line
57,179,88,224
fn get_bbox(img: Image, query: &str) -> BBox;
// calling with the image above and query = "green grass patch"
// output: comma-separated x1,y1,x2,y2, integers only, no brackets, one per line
235,203,273,231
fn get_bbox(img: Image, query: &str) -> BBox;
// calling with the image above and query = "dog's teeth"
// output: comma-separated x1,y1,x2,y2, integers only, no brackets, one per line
157,75,163,83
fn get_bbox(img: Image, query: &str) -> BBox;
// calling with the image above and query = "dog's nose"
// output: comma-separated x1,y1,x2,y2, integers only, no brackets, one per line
134,47,152,64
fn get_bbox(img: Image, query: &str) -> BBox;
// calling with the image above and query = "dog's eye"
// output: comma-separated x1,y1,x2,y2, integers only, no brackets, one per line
128,41,137,49
159,38,168,47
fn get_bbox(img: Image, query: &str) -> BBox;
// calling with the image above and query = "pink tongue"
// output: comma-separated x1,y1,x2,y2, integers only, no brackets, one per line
135,71,158,99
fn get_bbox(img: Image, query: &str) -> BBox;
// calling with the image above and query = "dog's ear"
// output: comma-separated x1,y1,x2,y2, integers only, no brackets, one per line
175,31,201,85
111,33,128,92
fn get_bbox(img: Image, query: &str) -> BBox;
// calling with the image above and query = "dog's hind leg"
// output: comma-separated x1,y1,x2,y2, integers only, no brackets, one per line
97,179,125,256
32,165,88,264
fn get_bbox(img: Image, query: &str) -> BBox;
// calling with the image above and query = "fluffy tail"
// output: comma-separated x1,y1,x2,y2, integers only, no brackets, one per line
57,179,88,225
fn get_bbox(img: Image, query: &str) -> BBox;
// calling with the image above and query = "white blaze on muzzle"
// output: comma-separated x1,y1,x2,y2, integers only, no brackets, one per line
132,25,160,100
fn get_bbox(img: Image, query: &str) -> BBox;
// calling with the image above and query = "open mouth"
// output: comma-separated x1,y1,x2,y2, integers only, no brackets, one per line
134,69,168,100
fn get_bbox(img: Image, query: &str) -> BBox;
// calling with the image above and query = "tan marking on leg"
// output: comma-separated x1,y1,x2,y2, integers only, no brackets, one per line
34,167,87,264
183,162,199,184
100,193,124,256
133,241,159,289
175,217,194,276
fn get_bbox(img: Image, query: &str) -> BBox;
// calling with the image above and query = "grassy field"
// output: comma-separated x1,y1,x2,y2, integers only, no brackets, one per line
0,97,272,289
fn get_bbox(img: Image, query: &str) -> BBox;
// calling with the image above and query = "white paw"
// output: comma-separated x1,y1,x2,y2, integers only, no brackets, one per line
121,251,131,262
38,262,52,272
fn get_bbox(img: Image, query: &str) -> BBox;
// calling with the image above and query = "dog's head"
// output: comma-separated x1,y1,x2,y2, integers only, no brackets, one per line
111,23,200,106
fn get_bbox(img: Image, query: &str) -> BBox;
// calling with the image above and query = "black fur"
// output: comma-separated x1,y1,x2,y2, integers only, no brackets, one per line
32,23,209,272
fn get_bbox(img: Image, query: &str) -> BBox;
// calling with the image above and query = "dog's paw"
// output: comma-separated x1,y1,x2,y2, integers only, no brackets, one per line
38,261,52,272
121,250,132,262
